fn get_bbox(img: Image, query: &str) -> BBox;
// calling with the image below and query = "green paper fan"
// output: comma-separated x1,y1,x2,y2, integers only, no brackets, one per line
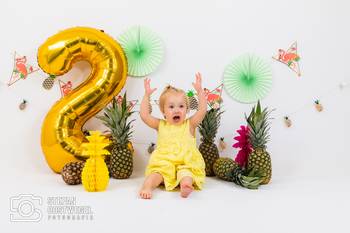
223,54,272,103
118,26,164,77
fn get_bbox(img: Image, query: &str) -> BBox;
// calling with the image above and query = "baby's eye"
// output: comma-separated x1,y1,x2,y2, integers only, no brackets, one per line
180,105,184,108
169,105,174,109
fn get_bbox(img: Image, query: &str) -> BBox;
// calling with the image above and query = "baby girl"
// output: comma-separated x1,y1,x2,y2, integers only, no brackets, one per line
139,73,207,199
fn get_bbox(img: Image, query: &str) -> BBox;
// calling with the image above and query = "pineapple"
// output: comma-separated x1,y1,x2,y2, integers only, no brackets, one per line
81,131,110,192
97,93,135,179
213,157,263,189
42,75,56,90
61,161,85,185
314,100,323,112
187,90,198,110
284,116,292,128
19,100,27,110
213,157,238,181
198,108,223,176
147,142,156,154
218,137,227,151
246,101,273,185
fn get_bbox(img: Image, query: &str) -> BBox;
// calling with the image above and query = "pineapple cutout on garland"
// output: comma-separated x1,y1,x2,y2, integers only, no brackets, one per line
314,100,323,112
42,75,56,90
218,137,227,151
187,90,199,110
284,116,292,128
19,100,27,110
81,131,110,192
147,142,156,154
97,93,135,179
198,108,224,176
246,101,273,185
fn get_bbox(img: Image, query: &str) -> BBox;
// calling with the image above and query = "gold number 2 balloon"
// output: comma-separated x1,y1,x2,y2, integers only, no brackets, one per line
38,27,127,173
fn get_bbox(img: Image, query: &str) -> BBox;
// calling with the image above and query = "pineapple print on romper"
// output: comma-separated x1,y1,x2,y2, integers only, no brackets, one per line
145,119,205,191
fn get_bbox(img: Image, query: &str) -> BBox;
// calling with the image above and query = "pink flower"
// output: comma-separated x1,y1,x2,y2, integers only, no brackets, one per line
233,125,252,168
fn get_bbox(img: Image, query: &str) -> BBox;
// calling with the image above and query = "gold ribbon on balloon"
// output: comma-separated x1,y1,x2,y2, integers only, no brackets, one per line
38,27,127,173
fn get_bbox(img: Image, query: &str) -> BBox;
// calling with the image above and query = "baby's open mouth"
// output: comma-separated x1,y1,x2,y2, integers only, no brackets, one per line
173,116,180,122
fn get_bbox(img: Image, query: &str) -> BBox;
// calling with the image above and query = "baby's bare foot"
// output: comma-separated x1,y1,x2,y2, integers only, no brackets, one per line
180,183,193,198
139,188,152,199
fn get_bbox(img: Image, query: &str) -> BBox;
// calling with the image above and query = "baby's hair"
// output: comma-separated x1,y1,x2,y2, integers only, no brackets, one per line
159,85,189,113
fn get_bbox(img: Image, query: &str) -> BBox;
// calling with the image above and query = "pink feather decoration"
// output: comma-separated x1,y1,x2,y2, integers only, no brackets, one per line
233,125,252,168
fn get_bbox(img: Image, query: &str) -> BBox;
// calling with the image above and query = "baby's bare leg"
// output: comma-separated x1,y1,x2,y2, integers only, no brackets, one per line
180,176,194,198
139,173,163,199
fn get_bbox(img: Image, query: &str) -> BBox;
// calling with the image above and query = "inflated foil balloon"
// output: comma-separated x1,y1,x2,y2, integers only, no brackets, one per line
38,27,127,173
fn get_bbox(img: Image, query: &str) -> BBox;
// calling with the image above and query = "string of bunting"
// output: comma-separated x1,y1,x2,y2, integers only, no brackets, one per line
279,80,349,127
6,51,349,154
217,80,349,151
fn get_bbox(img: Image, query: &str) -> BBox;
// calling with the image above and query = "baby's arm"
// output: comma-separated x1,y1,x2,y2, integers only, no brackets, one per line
189,72,207,129
140,78,160,130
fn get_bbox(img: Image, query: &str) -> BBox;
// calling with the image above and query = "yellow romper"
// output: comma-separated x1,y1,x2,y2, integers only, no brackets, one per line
145,119,206,191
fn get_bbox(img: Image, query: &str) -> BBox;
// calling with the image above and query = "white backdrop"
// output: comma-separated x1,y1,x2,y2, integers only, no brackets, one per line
1,0,349,233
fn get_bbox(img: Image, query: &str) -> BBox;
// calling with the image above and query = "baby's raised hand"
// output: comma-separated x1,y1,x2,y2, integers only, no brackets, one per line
192,72,203,93
144,78,157,96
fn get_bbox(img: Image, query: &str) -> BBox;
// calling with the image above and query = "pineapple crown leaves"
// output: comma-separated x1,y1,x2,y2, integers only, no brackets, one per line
198,108,224,143
229,166,263,189
96,93,135,145
80,131,111,157
245,100,274,149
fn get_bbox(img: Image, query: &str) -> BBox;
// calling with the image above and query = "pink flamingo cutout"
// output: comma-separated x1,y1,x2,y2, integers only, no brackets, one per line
278,49,300,66
15,56,29,78
61,81,72,96
204,88,221,102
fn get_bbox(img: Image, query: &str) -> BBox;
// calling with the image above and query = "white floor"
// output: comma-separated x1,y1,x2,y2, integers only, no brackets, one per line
2,169,350,233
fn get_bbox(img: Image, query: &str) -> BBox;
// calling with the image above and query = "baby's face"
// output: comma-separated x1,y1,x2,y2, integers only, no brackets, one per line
163,93,187,125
